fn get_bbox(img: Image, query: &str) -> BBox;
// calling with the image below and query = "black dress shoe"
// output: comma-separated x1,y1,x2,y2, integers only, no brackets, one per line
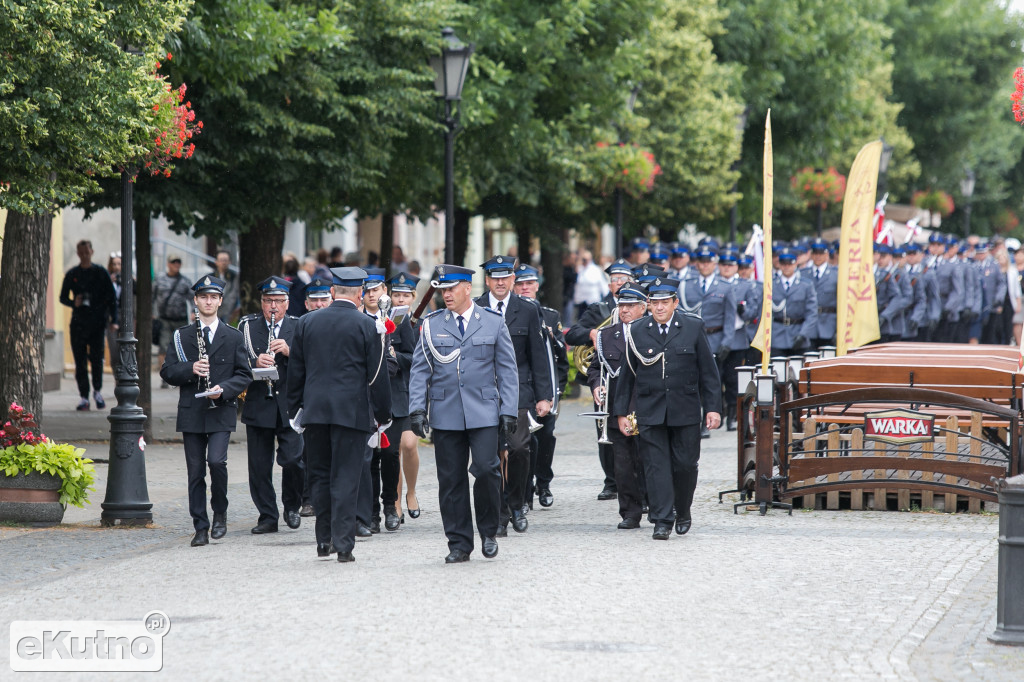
190,529,209,547
284,509,301,529
444,549,470,564
337,551,355,563
617,517,641,529
701,425,711,439
369,518,381,534
652,523,672,540
251,521,278,534
727,418,738,432
675,518,692,535
299,504,315,517
317,542,335,557
597,487,618,501
481,536,498,558
538,488,554,507
511,509,528,533
211,513,226,539
384,509,401,532
495,525,508,538
641,500,650,514
356,524,373,538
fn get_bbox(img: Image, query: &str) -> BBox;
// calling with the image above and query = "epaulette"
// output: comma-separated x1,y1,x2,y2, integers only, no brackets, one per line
541,305,557,314
240,313,261,324
425,308,446,319
286,314,299,321
680,311,702,321
480,306,503,316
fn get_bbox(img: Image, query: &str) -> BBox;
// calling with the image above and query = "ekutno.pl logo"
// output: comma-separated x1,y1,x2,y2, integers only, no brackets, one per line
10,611,170,672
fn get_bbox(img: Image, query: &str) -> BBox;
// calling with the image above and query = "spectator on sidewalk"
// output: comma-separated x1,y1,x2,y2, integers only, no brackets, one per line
153,255,192,387
208,250,241,325
572,249,609,321
60,240,116,411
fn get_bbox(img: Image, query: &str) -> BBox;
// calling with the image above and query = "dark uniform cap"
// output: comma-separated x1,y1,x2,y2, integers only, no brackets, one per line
387,272,420,292
892,245,906,257
698,237,720,250
946,235,960,249
633,264,667,284
694,245,719,262
718,250,739,265
363,267,387,289
431,264,475,289
192,275,226,295
737,253,754,267
630,238,650,252
305,276,333,299
648,244,669,262
646,276,681,300
257,276,291,296
831,239,841,252
903,242,921,254
777,247,797,264
809,238,831,253
514,264,539,282
928,232,946,244
481,255,515,278
605,258,635,276
874,243,893,256
330,266,368,287
670,242,690,256
976,242,989,253
791,242,808,254
616,285,649,304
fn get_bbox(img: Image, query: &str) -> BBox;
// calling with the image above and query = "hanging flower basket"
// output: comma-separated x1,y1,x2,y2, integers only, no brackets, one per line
791,167,846,208
912,189,955,217
587,142,662,199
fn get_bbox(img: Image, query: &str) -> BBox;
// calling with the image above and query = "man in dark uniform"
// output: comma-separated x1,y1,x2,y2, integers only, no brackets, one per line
238,277,305,534
566,257,635,500
588,285,648,529
287,267,391,563
474,256,554,534
613,277,722,540
297,276,334,517
513,264,569,508
60,239,116,411
408,265,519,563
160,276,252,547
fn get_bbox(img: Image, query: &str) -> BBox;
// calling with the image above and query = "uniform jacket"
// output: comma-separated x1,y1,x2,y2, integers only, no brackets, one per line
537,302,570,395
612,313,722,427
770,272,818,350
932,256,964,320
588,323,635,433
875,266,911,337
286,299,392,432
739,277,764,344
678,273,737,354
974,257,1006,320
801,263,838,341
387,317,417,419
962,258,982,319
565,292,615,346
408,304,519,430
474,292,554,408
723,275,753,352
160,321,252,433
902,265,930,338
238,313,298,427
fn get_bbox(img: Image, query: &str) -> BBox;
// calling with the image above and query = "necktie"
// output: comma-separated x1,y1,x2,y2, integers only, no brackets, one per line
660,324,667,336
784,281,790,292
203,326,212,349
815,268,821,281
497,300,504,315
458,316,465,336
701,279,708,294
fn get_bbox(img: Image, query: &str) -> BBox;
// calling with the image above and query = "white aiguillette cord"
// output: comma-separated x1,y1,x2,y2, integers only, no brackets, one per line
625,322,666,379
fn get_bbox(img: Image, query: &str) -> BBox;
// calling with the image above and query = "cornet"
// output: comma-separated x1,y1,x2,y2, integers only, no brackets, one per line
578,365,612,445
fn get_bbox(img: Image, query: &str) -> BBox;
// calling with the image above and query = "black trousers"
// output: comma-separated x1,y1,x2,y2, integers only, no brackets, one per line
304,424,367,554
357,444,373,527
246,421,304,524
182,431,230,532
70,322,106,398
638,423,701,524
434,426,501,554
719,349,745,413
610,428,644,521
592,399,616,491
371,417,407,518
810,337,835,350
499,408,532,524
530,412,557,494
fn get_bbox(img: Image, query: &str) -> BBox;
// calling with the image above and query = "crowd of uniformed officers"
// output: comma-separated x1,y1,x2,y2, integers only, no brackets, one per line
159,230,1003,562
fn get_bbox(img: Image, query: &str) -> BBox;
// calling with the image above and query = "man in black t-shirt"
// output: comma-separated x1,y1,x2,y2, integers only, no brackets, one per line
59,240,115,410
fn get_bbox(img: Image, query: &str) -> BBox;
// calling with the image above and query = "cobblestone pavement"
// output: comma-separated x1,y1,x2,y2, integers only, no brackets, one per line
2,377,1022,680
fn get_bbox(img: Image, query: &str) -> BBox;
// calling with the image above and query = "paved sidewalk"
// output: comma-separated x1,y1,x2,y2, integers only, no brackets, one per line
2,376,1022,679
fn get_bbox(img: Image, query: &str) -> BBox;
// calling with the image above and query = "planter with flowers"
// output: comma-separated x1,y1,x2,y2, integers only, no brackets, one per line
0,403,95,525
587,142,662,199
912,189,955,226
791,166,847,234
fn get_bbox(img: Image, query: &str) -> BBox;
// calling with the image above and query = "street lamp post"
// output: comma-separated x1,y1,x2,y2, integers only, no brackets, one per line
728,107,750,244
961,167,976,239
101,169,153,526
878,137,894,198
613,85,641,259
430,28,473,265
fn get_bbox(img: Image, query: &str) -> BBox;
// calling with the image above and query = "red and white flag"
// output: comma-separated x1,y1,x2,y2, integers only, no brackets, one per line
745,224,766,282
872,194,891,245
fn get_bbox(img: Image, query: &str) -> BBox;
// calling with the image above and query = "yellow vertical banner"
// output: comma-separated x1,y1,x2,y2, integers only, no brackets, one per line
836,140,882,355
750,111,773,373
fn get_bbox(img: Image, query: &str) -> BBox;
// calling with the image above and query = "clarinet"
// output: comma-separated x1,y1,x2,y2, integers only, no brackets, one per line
264,312,276,399
195,313,216,409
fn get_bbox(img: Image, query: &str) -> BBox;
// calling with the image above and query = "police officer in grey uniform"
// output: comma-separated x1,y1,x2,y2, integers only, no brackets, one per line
909,242,942,342
976,243,1008,344
736,254,763,366
801,238,838,348
956,238,982,342
927,234,965,342
287,266,392,563
474,256,554,534
613,277,722,540
770,248,818,356
160,276,252,547
238,276,304,534
409,265,519,563
667,243,692,280
897,244,930,341
717,250,750,431
873,244,912,343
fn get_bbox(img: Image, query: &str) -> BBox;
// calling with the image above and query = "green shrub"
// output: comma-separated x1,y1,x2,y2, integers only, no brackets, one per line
1,442,96,508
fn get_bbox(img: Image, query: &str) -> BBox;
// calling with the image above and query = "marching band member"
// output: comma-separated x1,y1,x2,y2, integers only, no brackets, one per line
160,276,252,547
238,277,304,535
408,265,518,563
297,276,334,517
474,256,554,534
613,277,722,540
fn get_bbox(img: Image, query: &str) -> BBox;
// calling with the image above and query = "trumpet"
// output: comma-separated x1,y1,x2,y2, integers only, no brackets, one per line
578,365,613,445
264,311,276,399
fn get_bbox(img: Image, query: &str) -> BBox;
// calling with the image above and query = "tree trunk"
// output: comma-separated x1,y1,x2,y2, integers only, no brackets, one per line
516,221,531,264
238,218,285,316
0,211,53,421
380,213,394,278
135,213,154,444
540,233,565,313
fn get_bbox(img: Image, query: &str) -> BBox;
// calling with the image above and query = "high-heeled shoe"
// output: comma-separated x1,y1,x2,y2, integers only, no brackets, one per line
406,492,420,519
